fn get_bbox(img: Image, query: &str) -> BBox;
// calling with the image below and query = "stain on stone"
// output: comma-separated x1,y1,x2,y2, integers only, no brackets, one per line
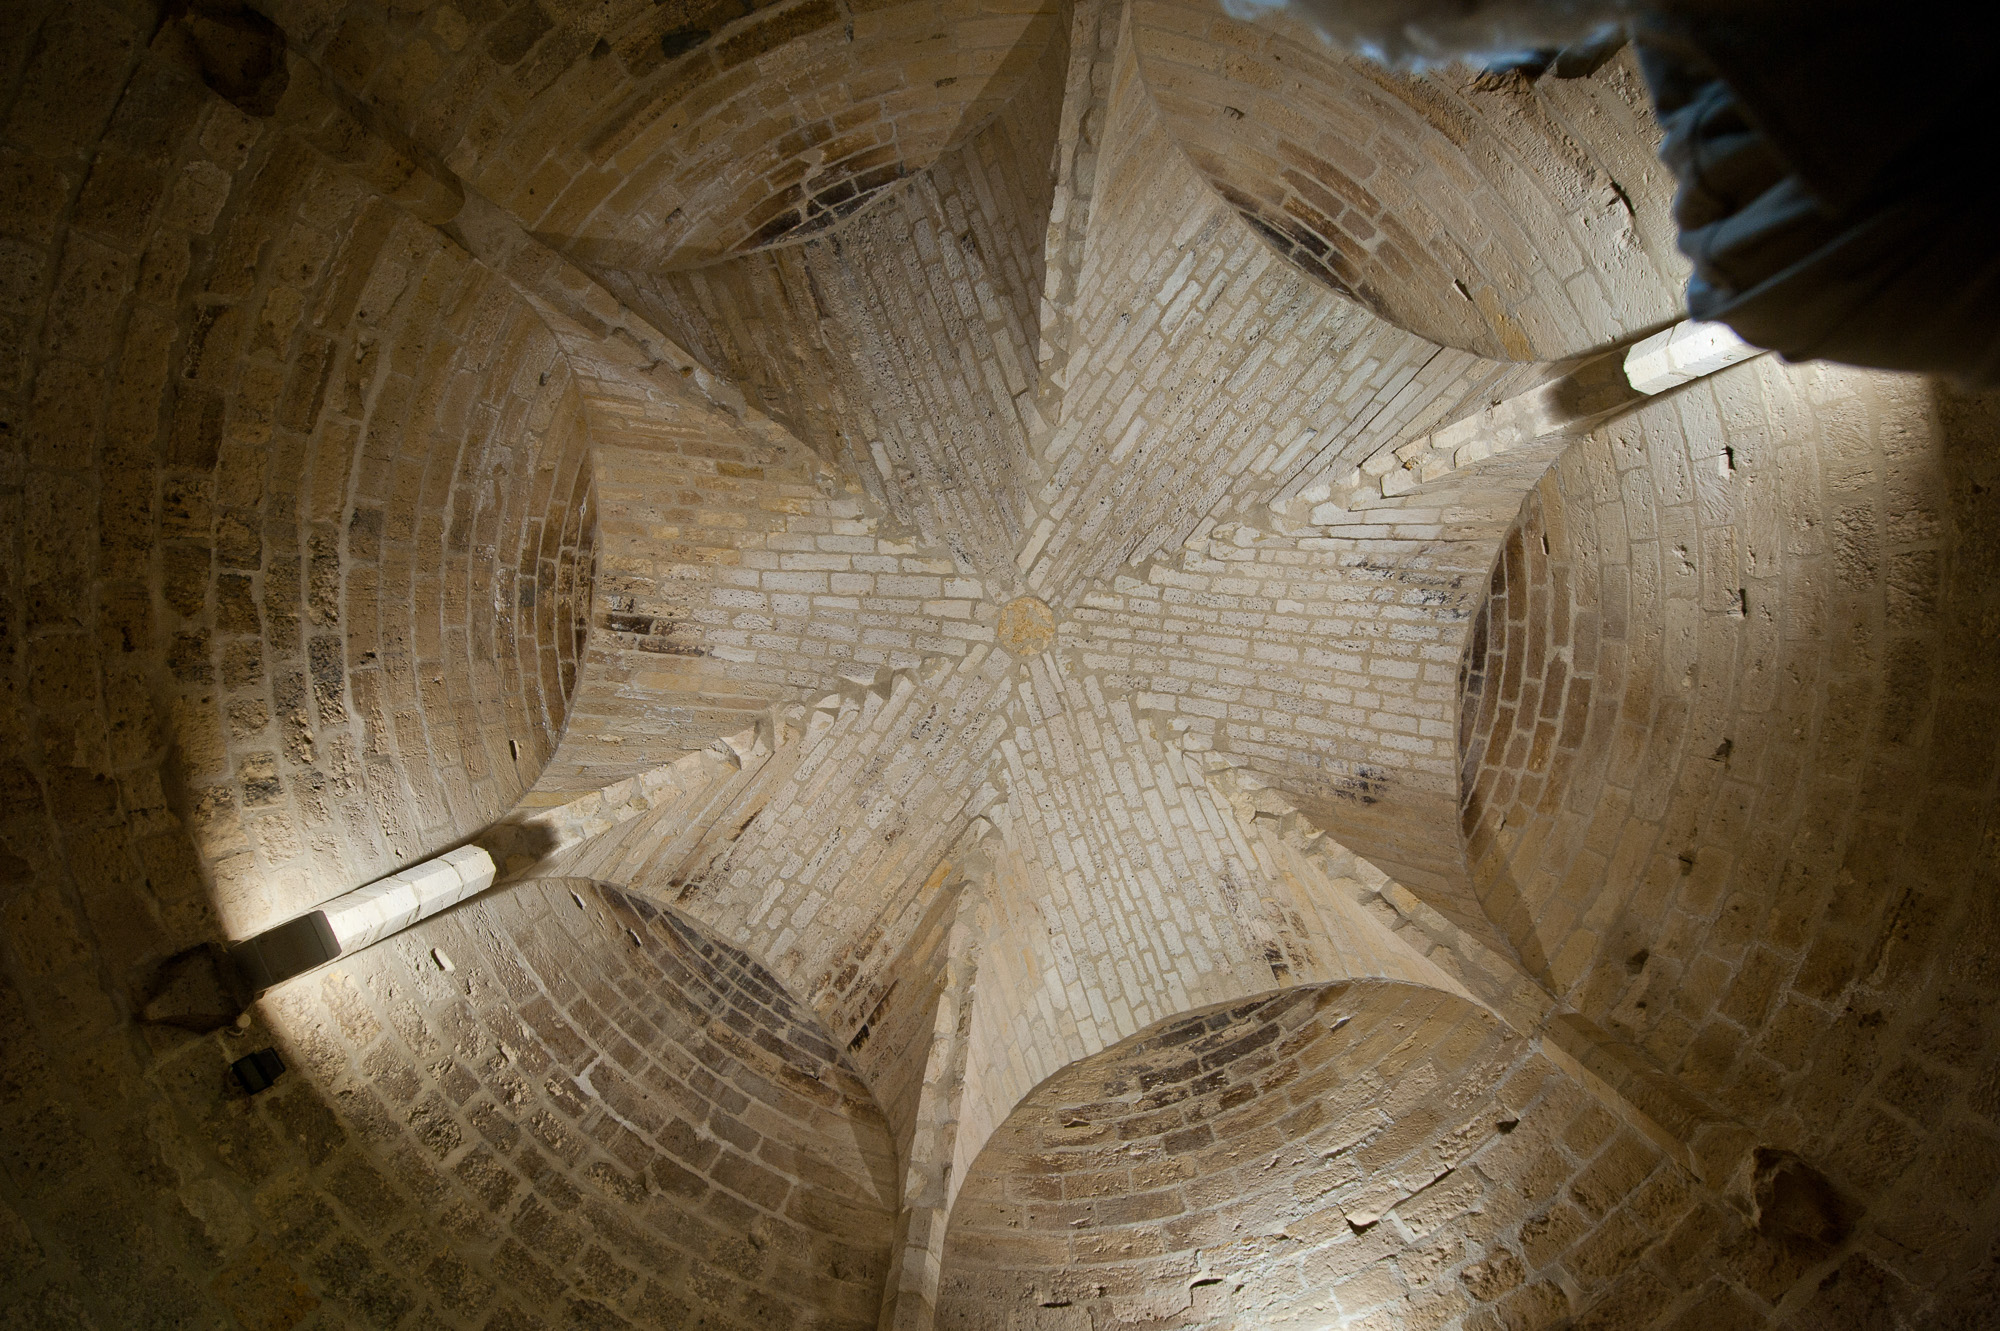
660,26,710,59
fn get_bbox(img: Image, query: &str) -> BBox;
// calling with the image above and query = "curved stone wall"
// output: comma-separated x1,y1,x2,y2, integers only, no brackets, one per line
949,664,1481,1195
1459,365,2000,1317
1063,520,1511,946
2,7,596,946
543,0,1065,267
269,0,1062,271
1461,359,1946,1007
2,877,896,1328
8,2,2000,1327
626,55,1064,579
1011,23,1551,606
1130,0,1684,360
938,980,1670,1330
181,190,599,933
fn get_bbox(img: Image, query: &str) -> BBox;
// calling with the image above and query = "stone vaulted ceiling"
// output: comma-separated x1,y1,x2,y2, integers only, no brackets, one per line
4,1,2000,1330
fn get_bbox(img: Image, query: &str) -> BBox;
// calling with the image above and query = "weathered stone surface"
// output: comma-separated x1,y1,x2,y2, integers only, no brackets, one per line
3,3,1999,1330
995,595,1056,657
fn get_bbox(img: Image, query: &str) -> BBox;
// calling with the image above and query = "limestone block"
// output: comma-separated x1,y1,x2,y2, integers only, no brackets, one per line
1623,320,1760,395
439,844,496,896
320,878,422,952
320,847,497,953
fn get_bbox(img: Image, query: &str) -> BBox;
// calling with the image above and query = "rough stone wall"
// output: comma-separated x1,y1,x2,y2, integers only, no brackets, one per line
542,678,994,1160
1065,527,1499,936
652,653,1016,1028
0,12,900,1329
950,659,1473,1211
1456,367,2000,1322
875,883,980,1329
1461,360,1931,997
941,958,1984,1330
568,741,974,1169
538,435,823,793
547,423,987,791
8,1,1999,1328
182,198,599,931
501,0,1062,267
1130,0,1684,361
853,861,969,1169
2,873,896,1330
939,980,1698,1331
2,4,239,1023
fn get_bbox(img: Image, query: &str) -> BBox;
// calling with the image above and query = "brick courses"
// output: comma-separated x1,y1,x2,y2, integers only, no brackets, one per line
1129,0,1685,361
939,982,1686,1331
4,2,1999,1329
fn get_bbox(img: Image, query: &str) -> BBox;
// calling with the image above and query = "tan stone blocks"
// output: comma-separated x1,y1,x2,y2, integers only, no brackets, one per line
3,1,1996,1325
1130,1,1682,362
945,981,1578,1327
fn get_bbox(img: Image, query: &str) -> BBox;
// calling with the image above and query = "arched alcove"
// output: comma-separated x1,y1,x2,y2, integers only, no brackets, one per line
468,0,1065,271
937,978,1684,1329
1130,0,1684,360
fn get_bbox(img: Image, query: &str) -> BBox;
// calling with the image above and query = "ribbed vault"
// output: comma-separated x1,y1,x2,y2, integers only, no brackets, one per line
4,2,1999,1330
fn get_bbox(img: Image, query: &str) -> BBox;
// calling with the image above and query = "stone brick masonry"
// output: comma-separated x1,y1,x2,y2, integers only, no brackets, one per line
3,1,1999,1329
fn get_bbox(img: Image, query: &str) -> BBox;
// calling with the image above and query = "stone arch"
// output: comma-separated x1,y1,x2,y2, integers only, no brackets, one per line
610,53,1068,579
265,0,1063,270
1457,359,1942,1005
946,680,1487,1227
937,979,1630,1329
1128,0,1685,360
454,0,1067,272
11,3,2000,1328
